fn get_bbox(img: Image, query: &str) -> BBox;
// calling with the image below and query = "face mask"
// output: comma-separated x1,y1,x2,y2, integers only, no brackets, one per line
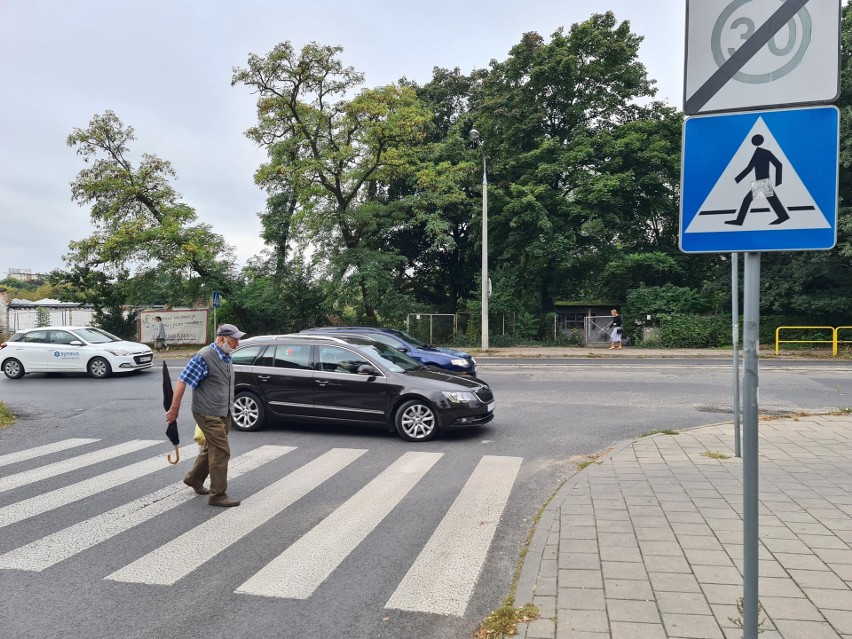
218,339,235,354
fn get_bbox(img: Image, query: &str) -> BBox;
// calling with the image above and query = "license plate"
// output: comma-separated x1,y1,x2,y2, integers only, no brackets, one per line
486,401,495,413
138,355,152,363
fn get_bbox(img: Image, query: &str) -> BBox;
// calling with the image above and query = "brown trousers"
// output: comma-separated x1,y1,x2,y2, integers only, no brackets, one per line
184,412,232,500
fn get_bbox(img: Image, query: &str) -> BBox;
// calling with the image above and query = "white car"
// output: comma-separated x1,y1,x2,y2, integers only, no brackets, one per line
0,326,154,379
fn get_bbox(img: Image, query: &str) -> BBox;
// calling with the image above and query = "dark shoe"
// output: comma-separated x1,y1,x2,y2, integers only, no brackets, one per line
183,479,210,495
209,496,241,507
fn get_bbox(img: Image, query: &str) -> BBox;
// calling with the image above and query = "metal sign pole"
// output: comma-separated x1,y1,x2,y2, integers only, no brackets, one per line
732,253,741,458
742,252,761,639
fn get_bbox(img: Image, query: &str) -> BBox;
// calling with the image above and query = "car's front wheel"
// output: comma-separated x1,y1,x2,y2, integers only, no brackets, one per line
232,392,266,432
87,357,112,379
394,399,438,442
2,358,25,379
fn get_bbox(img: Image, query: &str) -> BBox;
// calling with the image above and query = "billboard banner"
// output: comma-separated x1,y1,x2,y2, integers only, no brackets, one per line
138,309,209,345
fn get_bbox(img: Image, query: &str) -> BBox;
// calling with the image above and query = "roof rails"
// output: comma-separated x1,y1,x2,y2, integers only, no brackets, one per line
243,333,353,345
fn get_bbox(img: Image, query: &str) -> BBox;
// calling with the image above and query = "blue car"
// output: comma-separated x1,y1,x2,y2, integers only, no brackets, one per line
299,326,477,376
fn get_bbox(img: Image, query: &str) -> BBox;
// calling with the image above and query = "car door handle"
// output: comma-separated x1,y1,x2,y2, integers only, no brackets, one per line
315,379,328,386
257,375,271,381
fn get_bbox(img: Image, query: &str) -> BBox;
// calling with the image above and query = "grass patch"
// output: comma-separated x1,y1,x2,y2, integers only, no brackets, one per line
474,602,539,638
0,401,15,428
831,407,852,415
577,459,599,471
701,450,731,460
577,451,606,471
639,429,679,437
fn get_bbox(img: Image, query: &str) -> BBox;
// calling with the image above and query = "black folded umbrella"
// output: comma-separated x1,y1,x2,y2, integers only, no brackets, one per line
162,361,180,464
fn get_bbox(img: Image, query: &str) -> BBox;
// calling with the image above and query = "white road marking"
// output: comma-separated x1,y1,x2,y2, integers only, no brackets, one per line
0,439,99,467
235,451,442,600
0,445,294,571
106,448,368,586
385,455,523,616
0,444,197,528
0,440,161,493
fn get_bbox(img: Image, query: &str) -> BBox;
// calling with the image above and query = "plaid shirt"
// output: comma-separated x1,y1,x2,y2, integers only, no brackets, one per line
178,342,231,389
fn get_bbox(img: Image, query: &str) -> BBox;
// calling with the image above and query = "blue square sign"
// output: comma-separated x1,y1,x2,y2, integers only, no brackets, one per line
680,105,839,253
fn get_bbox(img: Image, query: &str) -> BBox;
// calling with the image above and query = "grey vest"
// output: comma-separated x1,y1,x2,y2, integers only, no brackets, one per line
191,345,234,417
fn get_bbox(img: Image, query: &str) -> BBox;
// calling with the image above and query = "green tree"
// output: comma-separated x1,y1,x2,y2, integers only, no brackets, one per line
35,306,50,328
232,42,432,320
464,13,680,318
65,111,238,308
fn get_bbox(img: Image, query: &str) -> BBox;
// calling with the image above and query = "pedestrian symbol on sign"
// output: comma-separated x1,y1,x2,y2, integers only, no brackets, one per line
684,117,830,235
724,134,789,227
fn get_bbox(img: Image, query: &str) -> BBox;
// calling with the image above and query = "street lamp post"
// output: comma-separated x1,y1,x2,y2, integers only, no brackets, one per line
469,129,488,351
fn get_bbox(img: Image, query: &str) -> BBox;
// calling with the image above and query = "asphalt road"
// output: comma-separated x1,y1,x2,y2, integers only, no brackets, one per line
0,358,850,639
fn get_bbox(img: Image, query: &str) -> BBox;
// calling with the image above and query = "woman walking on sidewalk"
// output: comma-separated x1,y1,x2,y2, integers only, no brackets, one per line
607,309,623,350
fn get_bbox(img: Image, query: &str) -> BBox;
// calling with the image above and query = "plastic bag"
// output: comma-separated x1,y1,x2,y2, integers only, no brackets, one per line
193,424,206,446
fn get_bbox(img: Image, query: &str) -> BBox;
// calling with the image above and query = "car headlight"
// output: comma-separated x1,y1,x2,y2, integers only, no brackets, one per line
442,390,477,404
105,349,132,356
450,358,470,367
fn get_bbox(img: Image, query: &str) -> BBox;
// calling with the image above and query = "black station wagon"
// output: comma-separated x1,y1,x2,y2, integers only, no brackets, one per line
230,334,495,442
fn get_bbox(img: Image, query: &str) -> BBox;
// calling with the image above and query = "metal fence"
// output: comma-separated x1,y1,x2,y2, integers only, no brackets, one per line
584,315,615,347
406,314,457,344
2,307,95,334
405,312,562,344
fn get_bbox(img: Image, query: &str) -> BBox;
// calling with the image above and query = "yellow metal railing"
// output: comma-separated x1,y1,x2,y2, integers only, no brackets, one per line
775,326,838,356
837,327,852,355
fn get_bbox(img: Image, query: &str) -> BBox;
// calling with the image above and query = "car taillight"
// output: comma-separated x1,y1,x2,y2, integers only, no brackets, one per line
0,342,6,350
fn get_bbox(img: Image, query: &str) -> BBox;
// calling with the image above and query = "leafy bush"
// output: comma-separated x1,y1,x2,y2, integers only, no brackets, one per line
658,314,730,348
624,283,715,318
94,306,140,341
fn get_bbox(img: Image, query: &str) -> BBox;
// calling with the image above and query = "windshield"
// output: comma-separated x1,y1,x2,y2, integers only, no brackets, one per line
385,329,428,348
361,343,424,373
73,327,121,344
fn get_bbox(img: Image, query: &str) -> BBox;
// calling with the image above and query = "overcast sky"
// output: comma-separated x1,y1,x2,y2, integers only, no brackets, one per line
0,0,685,277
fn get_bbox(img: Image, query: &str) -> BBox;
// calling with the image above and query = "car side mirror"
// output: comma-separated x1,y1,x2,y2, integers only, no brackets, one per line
357,364,377,376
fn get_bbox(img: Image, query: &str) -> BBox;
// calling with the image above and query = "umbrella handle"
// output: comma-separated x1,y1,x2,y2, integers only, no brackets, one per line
167,445,180,465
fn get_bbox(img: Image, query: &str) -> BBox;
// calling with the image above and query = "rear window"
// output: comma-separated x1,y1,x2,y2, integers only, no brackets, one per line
273,344,311,369
23,330,49,343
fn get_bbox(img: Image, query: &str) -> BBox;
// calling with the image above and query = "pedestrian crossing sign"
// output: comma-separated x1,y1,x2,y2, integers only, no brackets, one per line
680,105,839,253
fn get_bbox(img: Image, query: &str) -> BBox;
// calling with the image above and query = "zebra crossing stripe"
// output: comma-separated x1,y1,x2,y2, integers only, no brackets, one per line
385,455,523,616
235,451,443,600
0,440,162,494
0,445,294,572
106,447,368,586
0,443,198,529
0,439,100,468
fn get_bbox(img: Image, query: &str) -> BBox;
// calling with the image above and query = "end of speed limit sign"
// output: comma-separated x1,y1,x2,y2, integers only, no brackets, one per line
684,0,840,115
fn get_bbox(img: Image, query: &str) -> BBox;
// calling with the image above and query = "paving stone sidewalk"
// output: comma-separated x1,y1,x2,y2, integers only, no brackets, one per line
516,414,852,639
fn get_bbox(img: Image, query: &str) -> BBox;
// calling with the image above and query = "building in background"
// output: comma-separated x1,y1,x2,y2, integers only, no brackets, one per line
5,268,36,282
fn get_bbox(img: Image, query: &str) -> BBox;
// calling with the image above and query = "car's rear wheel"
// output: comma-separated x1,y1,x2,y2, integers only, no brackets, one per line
394,399,438,442
232,392,266,432
87,357,112,379
2,358,25,379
